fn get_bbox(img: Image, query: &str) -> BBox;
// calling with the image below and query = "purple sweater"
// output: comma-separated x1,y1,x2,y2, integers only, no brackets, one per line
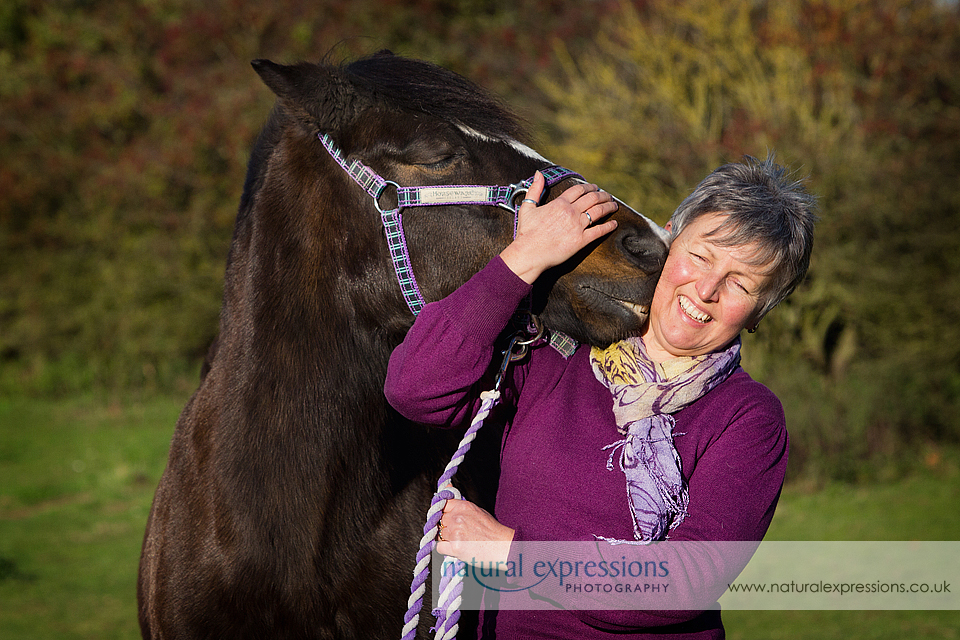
385,257,788,639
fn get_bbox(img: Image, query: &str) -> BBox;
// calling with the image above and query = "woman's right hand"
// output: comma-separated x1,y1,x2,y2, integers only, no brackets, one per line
435,498,514,565
499,171,619,284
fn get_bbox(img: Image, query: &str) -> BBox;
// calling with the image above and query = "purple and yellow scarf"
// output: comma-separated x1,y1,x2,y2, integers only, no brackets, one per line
590,336,741,543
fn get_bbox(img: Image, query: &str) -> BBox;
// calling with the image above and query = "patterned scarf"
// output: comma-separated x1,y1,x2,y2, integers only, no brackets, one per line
589,336,741,543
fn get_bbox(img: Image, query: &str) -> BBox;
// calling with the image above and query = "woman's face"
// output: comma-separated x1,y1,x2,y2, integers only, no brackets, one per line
641,212,771,362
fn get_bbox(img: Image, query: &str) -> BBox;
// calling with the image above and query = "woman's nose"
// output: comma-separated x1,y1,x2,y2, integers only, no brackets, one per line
696,271,722,302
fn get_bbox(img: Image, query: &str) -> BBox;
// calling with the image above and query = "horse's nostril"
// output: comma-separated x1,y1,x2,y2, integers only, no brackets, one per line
622,234,650,257
620,232,665,271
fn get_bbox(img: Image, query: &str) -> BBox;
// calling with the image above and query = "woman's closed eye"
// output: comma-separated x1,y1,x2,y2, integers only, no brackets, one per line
731,279,750,294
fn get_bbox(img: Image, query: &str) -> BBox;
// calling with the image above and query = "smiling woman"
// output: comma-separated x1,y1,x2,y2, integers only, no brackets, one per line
385,154,819,639
641,212,772,361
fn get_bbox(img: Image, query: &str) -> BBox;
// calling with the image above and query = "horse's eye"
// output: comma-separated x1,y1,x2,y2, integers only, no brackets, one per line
415,155,458,170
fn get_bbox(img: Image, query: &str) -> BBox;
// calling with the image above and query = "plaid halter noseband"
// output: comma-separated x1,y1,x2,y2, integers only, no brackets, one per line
318,132,582,316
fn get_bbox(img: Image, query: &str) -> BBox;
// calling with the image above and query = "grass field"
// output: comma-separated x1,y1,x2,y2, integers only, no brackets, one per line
1,395,958,639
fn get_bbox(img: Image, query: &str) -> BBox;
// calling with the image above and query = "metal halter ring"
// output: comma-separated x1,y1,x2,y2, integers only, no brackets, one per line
509,313,544,362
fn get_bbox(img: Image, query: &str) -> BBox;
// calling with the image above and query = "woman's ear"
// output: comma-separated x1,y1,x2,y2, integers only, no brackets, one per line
664,220,673,233
747,305,769,334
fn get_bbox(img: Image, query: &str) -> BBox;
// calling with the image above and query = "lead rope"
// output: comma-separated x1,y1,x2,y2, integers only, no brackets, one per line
401,316,542,640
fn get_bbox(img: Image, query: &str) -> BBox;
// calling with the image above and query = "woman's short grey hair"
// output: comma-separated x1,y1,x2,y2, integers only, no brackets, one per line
668,154,819,318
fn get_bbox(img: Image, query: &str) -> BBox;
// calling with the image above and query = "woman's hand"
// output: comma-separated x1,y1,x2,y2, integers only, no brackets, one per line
436,498,514,565
500,171,619,284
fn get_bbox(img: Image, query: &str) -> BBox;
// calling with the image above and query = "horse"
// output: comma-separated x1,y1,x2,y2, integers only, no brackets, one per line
137,51,668,640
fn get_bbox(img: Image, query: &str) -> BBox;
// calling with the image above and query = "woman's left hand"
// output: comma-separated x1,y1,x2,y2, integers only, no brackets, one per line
500,171,618,284
436,498,514,564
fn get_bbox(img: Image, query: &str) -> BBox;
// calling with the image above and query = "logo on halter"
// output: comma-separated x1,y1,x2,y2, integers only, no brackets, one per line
419,186,491,204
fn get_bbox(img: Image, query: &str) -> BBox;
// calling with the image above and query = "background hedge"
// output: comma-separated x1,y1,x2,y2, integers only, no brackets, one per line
2,0,958,481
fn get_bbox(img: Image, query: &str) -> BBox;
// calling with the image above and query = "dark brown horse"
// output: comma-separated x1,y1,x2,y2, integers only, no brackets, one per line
138,51,668,639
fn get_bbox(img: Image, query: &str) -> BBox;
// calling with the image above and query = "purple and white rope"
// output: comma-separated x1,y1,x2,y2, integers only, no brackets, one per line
402,389,502,640
431,556,465,640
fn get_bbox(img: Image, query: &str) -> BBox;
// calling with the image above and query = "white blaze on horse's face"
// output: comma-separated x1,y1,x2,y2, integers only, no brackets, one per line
457,125,549,162
457,125,670,246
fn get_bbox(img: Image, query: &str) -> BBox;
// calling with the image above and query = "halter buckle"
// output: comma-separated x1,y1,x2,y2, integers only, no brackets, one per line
497,181,531,213
374,181,401,214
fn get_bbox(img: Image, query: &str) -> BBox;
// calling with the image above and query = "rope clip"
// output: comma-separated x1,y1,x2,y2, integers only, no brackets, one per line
509,312,543,362
492,313,543,393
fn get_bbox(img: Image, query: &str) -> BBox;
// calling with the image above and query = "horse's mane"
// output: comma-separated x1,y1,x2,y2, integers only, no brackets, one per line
343,51,530,143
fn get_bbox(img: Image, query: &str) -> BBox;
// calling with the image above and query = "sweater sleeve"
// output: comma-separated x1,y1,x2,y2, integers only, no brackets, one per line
384,256,533,426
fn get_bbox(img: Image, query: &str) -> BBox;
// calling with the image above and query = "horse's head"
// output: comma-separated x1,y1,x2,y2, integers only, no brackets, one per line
245,51,667,349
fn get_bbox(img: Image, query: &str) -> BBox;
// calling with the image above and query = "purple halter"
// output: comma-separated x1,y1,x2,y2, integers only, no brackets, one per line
318,132,582,315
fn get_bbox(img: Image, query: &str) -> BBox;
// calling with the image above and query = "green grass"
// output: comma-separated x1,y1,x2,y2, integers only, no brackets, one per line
0,396,180,640
0,395,958,639
724,449,960,639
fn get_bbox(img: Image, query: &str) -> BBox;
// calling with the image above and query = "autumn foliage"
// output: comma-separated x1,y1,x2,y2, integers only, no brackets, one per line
1,0,958,480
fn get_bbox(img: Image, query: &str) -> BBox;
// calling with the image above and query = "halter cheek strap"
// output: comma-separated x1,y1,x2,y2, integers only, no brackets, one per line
318,132,582,316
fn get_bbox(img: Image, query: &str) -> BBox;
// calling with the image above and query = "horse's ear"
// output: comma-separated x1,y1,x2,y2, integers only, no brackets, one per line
252,59,306,98
251,59,358,132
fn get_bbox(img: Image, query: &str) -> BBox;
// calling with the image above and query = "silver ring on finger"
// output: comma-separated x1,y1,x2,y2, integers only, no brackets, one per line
584,211,593,226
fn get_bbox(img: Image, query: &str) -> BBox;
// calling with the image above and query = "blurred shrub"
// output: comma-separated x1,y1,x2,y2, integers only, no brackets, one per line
537,0,960,481
2,0,958,481
0,0,619,395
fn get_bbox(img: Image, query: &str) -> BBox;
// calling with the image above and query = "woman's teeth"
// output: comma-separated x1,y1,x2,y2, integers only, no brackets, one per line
679,295,712,323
